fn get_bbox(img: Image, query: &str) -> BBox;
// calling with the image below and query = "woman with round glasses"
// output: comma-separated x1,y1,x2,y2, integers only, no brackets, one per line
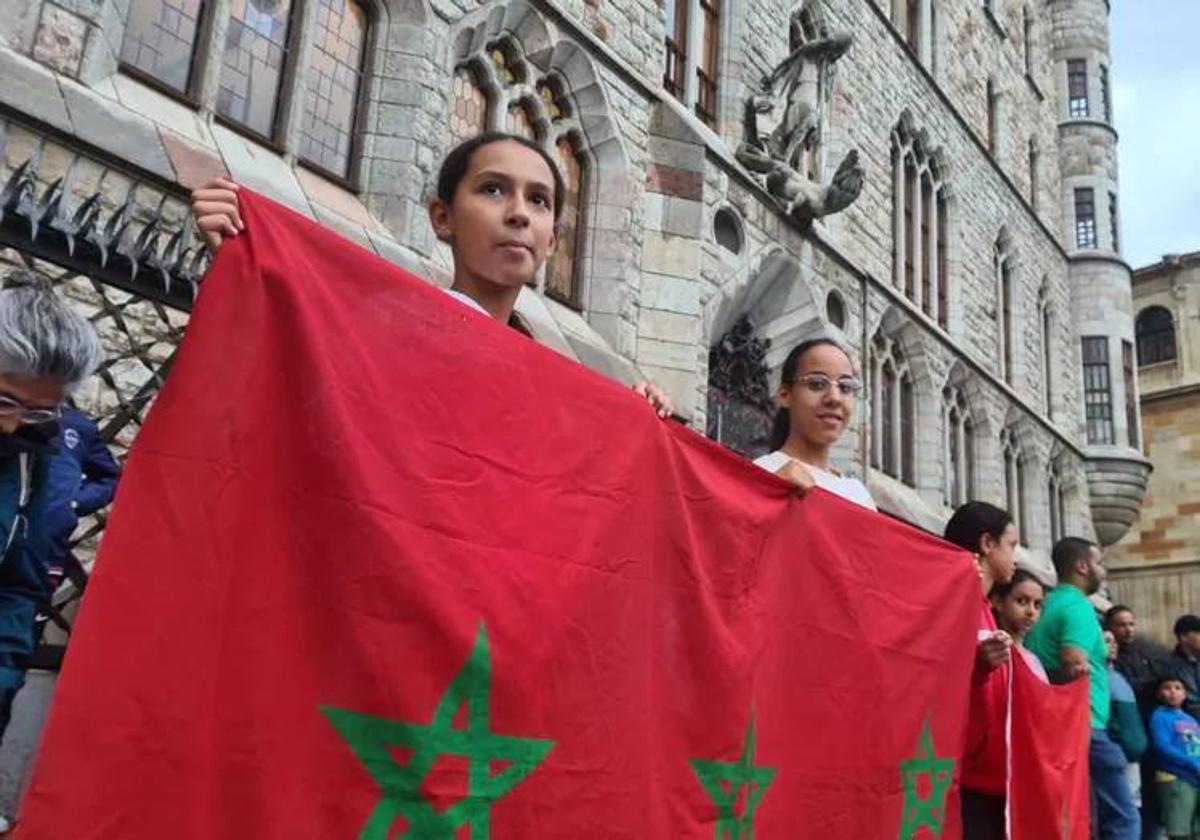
752,338,876,510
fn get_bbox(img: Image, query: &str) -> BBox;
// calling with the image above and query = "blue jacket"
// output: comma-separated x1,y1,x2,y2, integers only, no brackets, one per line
39,408,120,575
1150,706,1200,787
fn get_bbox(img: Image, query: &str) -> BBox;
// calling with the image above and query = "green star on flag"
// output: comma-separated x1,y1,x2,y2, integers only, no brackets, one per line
898,718,955,839
321,625,554,839
690,713,777,839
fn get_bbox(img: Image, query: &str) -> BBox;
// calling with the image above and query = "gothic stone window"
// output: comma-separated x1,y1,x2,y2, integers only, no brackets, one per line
1136,306,1176,366
706,315,774,458
871,333,915,486
119,0,371,180
1082,336,1115,445
995,236,1014,383
1048,462,1066,543
1000,427,1027,543
1038,281,1053,414
452,46,590,309
892,121,948,328
943,386,976,508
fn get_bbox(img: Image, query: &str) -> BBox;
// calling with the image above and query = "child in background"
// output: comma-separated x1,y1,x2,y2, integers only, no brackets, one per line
1150,675,1200,840
988,568,1048,682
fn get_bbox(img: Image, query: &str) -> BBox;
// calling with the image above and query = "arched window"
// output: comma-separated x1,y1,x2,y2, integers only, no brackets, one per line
1048,462,1066,543
892,118,949,326
216,0,298,138
546,136,585,307
298,0,368,178
449,67,488,144
943,386,975,507
1038,281,1053,413
1135,306,1176,366
986,78,998,155
994,235,1014,383
1001,426,1027,543
120,0,210,95
871,333,915,486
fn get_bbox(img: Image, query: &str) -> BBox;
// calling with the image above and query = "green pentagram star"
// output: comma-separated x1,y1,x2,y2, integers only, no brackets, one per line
321,625,554,839
690,714,777,839
898,718,955,839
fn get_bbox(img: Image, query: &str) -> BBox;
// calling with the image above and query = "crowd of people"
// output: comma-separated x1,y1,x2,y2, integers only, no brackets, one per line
0,131,1191,836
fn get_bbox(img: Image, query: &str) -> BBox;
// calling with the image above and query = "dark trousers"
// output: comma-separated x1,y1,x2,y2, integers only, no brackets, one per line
1092,728,1142,840
962,789,1006,840
0,537,51,737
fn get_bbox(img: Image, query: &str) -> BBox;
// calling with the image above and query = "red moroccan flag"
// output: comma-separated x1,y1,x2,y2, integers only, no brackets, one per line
1008,649,1092,838
18,193,980,838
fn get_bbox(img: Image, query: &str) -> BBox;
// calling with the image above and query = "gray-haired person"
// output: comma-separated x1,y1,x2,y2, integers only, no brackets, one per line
0,271,101,743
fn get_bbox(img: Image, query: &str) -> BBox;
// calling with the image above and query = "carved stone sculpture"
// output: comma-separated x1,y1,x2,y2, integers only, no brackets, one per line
735,12,863,225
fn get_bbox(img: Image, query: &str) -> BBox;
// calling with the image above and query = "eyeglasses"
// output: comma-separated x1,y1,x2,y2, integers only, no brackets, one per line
0,394,62,426
792,373,862,397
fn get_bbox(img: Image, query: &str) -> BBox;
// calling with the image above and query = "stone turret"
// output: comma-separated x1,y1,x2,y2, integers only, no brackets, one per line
1051,0,1150,545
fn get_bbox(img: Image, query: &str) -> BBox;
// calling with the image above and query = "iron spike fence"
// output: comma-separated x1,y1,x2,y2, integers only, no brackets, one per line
0,146,206,670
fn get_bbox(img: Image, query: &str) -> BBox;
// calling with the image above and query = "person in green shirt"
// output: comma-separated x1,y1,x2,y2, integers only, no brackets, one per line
1026,537,1140,839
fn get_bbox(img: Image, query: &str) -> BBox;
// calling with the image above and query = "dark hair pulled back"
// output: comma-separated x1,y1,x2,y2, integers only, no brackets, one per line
767,338,850,451
436,132,566,222
943,501,1013,556
990,568,1045,601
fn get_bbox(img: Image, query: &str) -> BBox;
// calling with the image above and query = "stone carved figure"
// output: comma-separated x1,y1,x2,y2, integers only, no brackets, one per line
736,7,863,225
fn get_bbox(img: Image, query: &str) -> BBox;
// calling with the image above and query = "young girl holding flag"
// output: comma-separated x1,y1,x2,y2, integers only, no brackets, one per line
190,132,673,416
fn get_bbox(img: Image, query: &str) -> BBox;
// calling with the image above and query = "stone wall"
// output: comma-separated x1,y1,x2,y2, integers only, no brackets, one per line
0,0,1138,553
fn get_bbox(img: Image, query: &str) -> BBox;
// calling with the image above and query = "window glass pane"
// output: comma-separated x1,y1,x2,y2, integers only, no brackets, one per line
546,137,583,307
298,0,367,177
1082,336,1114,445
1068,59,1089,118
217,0,295,137
1074,187,1096,249
695,0,720,126
881,363,895,476
120,0,207,93
449,68,488,145
505,102,538,141
1123,340,1138,449
664,0,689,100
900,375,914,485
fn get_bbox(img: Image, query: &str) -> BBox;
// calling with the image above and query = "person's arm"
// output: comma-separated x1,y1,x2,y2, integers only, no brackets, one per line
72,422,121,517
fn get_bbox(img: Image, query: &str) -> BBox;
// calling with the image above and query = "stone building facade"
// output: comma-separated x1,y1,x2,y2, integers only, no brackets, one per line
0,0,1150,560
1107,252,1200,644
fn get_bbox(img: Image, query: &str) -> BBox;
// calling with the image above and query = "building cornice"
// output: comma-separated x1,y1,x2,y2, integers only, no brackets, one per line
1141,382,1200,405
1059,118,1119,142
1068,252,1133,273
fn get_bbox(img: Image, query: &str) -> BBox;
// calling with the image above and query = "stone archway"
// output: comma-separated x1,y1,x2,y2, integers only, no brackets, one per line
704,249,825,457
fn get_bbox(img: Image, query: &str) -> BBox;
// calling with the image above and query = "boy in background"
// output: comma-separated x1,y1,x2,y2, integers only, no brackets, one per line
1150,675,1200,840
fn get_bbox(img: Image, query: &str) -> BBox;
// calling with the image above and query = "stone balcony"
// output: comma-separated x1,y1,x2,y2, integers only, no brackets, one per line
1085,450,1154,546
